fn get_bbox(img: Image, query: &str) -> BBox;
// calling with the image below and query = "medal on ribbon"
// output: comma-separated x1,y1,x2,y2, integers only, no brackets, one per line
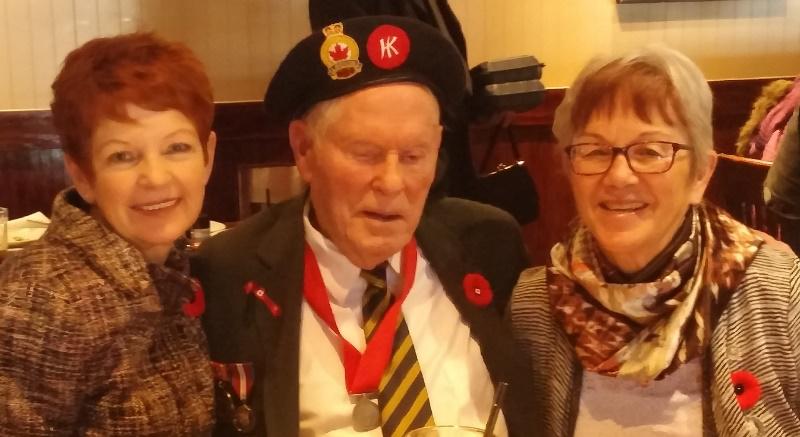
211,361,256,433
351,393,381,432
303,240,418,431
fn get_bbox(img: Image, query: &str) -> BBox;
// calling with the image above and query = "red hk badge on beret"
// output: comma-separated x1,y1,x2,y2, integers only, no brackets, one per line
367,24,410,70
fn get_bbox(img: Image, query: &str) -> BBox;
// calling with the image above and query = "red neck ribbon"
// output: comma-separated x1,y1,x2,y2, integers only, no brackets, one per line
303,240,417,395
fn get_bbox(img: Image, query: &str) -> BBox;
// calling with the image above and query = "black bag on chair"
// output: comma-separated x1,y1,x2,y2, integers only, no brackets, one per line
469,116,539,225
469,55,546,118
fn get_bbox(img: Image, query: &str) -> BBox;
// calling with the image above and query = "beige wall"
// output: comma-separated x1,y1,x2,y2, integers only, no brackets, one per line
0,0,798,110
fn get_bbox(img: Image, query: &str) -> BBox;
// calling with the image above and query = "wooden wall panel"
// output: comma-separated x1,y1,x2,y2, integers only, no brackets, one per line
0,110,66,218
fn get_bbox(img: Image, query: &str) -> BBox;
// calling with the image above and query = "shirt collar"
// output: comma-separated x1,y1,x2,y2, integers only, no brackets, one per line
302,202,402,306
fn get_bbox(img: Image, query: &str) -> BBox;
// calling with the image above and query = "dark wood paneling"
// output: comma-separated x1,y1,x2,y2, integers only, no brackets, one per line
0,110,67,218
0,77,789,262
710,78,786,155
204,102,293,222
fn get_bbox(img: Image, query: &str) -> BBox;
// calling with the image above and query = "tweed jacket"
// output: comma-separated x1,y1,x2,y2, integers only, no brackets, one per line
0,189,214,436
510,244,800,437
193,195,536,437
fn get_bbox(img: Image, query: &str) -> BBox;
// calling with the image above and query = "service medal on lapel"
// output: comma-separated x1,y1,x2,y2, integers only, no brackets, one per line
244,280,282,317
212,361,257,433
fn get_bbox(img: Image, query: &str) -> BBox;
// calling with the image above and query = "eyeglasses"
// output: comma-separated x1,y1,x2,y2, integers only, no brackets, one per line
565,141,692,175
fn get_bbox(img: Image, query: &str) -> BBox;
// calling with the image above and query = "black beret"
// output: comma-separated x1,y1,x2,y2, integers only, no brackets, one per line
264,15,466,123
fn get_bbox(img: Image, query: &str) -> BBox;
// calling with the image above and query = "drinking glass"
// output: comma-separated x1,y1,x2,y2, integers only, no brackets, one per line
0,207,8,251
405,425,487,436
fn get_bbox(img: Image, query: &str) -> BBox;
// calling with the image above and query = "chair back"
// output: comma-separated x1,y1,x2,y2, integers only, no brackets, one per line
708,154,800,249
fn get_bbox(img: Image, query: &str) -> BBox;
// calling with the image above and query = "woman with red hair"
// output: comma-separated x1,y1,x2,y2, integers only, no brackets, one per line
0,32,216,435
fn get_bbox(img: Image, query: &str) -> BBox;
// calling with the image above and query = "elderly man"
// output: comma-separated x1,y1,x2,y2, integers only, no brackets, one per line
195,16,534,437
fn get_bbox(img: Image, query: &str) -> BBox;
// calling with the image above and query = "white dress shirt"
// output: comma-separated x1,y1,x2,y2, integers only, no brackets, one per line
298,212,506,436
574,359,703,437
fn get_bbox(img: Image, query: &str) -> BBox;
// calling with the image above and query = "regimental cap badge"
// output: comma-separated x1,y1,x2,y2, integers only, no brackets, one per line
319,22,362,80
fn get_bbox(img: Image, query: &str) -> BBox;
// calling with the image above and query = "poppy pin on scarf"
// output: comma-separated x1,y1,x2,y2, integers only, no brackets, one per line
182,279,206,318
462,273,493,307
731,370,762,411
244,281,282,317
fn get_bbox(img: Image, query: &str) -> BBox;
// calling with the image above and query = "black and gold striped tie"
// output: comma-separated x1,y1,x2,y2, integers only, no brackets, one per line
361,266,435,437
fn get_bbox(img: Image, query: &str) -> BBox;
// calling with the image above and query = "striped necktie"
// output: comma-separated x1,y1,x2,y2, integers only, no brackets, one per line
361,266,435,437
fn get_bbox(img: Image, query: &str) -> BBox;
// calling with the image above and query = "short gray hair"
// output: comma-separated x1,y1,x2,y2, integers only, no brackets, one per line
553,45,714,172
302,96,344,143
300,82,440,143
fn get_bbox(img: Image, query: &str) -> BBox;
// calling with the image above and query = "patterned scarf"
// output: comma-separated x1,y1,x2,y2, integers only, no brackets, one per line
548,203,762,383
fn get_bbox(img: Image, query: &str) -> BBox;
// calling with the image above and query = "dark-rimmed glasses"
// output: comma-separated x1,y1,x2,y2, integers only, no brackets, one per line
565,141,692,175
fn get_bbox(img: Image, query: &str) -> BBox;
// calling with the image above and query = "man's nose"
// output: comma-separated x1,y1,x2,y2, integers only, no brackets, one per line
373,155,403,193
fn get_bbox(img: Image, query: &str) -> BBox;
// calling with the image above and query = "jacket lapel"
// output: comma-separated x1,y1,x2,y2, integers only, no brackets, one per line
416,211,543,435
250,197,306,437
414,213,512,383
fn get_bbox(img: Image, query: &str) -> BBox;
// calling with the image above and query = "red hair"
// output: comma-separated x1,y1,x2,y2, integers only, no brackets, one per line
51,32,214,173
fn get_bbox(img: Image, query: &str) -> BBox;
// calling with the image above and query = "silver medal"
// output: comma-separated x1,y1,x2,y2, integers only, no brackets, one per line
351,394,381,432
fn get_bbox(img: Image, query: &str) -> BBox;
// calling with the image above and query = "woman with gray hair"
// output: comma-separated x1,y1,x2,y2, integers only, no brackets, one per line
510,46,800,436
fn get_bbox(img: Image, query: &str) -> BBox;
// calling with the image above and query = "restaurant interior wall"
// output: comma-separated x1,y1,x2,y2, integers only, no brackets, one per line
0,0,797,110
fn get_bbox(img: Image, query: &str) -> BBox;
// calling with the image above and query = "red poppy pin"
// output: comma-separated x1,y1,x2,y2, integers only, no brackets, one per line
731,370,761,411
182,279,206,318
244,281,282,317
462,273,493,308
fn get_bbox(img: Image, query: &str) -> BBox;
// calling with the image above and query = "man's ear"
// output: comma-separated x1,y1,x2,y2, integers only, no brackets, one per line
203,131,217,185
288,119,314,184
689,151,718,204
64,154,96,204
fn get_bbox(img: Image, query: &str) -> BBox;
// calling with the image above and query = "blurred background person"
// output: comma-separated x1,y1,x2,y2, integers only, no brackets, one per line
763,104,800,255
510,46,800,436
0,32,217,435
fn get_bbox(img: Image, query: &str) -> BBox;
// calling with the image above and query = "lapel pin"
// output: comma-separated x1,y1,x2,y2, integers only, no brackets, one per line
182,279,206,318
244,281,282,317
730,370,764,435
731,369,762,411
462,273,493,308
